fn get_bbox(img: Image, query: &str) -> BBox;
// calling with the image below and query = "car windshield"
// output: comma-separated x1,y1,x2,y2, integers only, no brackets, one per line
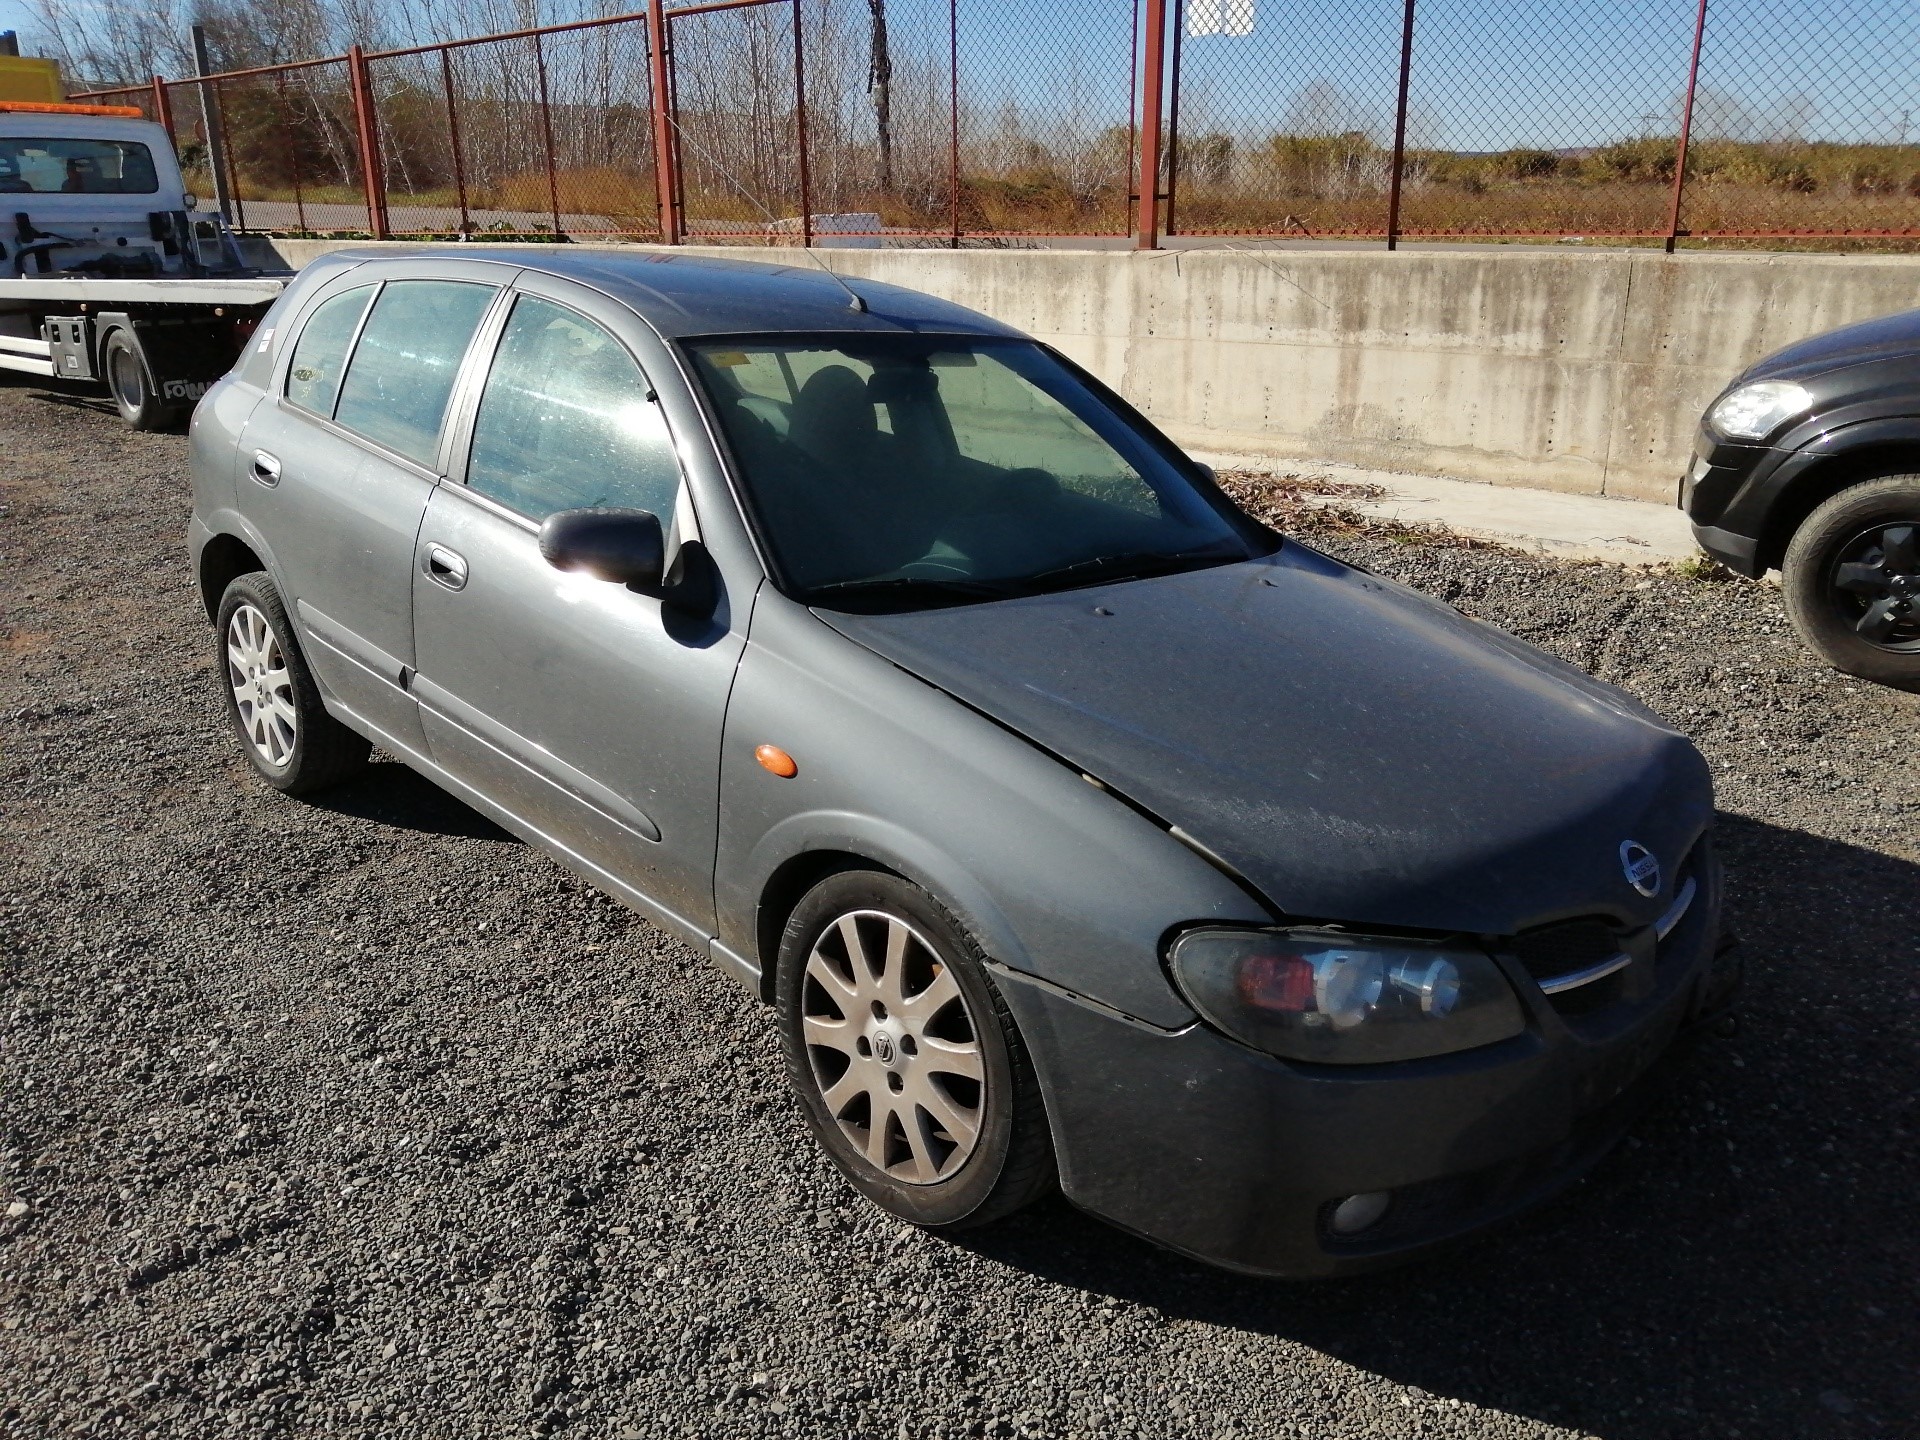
0,137,158,195
688,335,1266,608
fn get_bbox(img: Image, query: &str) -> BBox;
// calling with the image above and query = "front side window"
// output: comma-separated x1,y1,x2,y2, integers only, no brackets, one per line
284,285,375,417
333,280,498,466
689,335,1262,607
0,137,158,194
465,295,679,522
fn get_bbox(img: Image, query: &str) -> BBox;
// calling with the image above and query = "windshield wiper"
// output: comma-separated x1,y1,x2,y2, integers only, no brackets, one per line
1014,548,1238,595
806,576,1015,610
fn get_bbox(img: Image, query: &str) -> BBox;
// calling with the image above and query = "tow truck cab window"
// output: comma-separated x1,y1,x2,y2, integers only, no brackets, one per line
0,137,159,194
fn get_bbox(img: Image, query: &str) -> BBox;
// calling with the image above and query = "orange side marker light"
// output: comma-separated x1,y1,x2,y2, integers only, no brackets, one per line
755,743,798,778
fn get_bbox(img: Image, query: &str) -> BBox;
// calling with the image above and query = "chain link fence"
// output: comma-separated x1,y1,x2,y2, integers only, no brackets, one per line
72,0,1920,249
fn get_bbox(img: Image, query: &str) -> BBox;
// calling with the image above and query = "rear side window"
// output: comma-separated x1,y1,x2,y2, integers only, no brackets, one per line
284,285,374,416
333,280,497,466
465,295,679,522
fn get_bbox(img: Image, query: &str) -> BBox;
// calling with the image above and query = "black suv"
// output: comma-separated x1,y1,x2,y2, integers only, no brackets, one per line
1684,309,1920,689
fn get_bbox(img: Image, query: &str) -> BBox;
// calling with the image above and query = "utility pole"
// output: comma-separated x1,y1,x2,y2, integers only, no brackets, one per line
189,24,234,224
868,0,894,193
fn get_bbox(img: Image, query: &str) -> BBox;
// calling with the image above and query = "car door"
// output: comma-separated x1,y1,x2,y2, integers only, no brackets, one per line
237,262,506,753
409,276,746,936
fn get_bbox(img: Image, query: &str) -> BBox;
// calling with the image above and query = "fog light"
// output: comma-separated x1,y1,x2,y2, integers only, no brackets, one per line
1329,1191,1391,1235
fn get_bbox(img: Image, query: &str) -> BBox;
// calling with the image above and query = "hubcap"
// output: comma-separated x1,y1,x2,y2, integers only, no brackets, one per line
226,603,297,767
1830,522,1920,651
801,910,986,1185
110,347,143,410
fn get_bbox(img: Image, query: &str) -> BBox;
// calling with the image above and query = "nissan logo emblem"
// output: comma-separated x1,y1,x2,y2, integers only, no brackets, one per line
1619,841,1661,898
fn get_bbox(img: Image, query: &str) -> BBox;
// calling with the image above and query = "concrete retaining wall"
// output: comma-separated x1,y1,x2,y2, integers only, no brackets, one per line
243,238,1920,503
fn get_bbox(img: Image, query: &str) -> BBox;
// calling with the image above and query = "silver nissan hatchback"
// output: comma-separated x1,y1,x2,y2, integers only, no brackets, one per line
188,249,1737,1277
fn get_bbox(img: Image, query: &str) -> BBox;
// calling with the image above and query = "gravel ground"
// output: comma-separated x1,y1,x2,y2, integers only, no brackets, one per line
2,379,1916,1440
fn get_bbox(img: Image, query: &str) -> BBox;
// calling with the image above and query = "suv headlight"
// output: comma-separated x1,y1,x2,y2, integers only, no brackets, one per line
1706,380,1813,440
1169,928,1525,1064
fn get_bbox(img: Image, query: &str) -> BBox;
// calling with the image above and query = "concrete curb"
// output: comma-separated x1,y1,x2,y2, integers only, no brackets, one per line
1193,451,1700,568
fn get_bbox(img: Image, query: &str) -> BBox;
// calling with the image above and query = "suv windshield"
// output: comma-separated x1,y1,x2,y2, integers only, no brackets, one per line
689,335,1266,608
0,137,158,195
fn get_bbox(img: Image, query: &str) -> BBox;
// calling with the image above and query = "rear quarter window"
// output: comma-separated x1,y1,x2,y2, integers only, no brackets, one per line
284,285,375,417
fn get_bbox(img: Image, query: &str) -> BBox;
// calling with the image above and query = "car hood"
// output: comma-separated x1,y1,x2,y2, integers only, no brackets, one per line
819,546,1711,937
1741,307,1920,383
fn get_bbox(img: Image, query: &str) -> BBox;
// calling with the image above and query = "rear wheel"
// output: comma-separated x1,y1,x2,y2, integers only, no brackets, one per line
215,572,370,794
102,329,180,432
1782,474,1920,691
775,869,1055,1230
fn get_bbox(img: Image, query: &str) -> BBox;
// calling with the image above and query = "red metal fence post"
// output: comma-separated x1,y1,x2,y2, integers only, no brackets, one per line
948,0,960,247
1135,0,1168,250
347,44,389,239
1385,0,1416,251
792,0,813,246
439,48,471,236
647,0,681,243
1163,0,1185,238
1666,0,1710,254
533,31,564,238
150,76,176,143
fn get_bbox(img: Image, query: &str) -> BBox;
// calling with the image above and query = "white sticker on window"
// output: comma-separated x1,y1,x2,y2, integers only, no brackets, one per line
255,327,274,352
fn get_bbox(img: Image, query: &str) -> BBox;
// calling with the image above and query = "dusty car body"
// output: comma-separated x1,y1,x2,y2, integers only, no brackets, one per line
188,249,1736,1276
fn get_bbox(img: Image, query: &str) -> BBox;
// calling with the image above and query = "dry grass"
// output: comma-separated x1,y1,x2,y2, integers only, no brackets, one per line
1215,468,1506,550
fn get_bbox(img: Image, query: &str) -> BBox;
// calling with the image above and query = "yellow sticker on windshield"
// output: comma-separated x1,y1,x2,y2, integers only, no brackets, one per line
708,351,749,367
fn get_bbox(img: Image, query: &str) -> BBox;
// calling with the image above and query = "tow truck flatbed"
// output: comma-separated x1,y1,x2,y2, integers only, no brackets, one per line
0,274,291,306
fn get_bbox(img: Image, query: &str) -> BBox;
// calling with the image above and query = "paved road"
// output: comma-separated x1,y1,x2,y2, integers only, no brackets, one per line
1,380,1914,1439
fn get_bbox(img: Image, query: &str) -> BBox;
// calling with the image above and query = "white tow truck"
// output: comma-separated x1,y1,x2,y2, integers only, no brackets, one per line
1,90,290,429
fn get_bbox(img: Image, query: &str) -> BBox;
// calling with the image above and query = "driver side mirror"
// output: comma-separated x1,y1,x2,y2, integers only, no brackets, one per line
538,507,664,589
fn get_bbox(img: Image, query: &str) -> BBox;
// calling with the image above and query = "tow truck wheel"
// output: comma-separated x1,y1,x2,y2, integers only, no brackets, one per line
102,329,181,432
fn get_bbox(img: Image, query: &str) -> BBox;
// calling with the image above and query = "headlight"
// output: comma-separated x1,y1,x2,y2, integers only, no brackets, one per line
1706,380,1813,440
1168,928,1525,1064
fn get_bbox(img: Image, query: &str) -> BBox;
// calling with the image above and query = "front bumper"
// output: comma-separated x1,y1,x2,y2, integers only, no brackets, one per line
999,874,1735,1279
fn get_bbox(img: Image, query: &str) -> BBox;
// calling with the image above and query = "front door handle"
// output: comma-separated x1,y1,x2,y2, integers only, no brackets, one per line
424,543,468,591
249,450,281,486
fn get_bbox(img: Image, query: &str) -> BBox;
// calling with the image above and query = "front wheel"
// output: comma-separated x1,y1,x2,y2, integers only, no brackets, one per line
775,869,1055,1230
102,329,180,432
1782,474,1920,691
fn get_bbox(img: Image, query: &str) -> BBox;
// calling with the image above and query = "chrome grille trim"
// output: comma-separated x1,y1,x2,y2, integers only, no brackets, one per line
1537,948,1633,996
1654,875,1698,941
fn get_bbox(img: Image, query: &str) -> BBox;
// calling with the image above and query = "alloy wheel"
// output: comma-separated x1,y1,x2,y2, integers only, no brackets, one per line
800,910,987,1184
1830,521,1920,651
226,602,297,766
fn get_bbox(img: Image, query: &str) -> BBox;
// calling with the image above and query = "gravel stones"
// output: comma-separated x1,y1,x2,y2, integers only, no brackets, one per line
1,381,1913,1438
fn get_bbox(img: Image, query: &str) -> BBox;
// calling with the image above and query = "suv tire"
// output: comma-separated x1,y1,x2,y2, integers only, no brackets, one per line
215,572,370,794
1782,474,1920,691
775,868,1055,1230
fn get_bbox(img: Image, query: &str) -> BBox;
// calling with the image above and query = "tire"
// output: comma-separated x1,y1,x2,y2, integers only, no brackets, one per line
101,328,181,432
1781,474,1920,691
775,868,1055,1230
215,572,370,794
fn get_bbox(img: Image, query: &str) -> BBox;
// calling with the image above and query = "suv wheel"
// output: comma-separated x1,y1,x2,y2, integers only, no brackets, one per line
216,572,370,793
775,869,1055,1230
102,329,180,432
1782,475,1920,690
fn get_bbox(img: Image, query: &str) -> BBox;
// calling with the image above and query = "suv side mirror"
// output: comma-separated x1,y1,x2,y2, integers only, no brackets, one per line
538,507,664,589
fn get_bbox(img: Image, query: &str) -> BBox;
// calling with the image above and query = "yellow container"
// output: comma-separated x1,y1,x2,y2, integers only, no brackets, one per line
0,56,67,105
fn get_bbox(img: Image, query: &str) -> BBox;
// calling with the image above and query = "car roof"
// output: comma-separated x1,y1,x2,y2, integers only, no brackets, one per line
310,246,1024,342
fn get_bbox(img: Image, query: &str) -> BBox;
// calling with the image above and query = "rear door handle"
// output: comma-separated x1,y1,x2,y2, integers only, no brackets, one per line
424,543,468,591
249,450,281,486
